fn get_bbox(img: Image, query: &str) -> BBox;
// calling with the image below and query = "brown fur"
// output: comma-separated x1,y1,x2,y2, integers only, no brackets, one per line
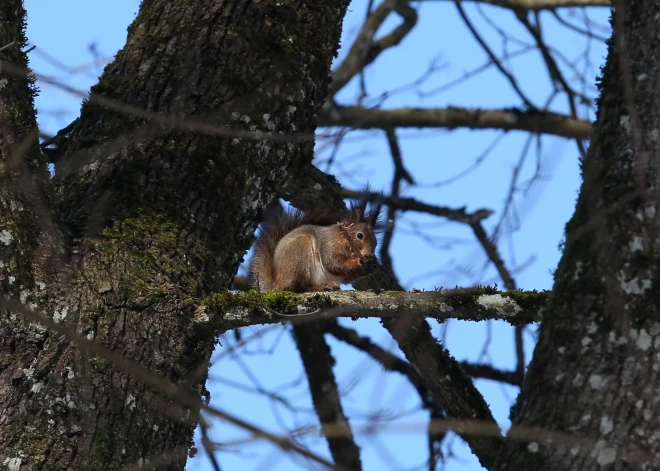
250,198,383,292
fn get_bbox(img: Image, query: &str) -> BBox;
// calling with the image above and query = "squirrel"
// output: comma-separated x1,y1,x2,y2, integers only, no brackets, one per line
250,198,383,293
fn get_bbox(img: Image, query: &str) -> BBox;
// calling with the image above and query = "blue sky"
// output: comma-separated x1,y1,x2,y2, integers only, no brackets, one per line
24,1,610,470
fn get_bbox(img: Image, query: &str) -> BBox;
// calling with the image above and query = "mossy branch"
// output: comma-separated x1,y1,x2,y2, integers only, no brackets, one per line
202,286,548,330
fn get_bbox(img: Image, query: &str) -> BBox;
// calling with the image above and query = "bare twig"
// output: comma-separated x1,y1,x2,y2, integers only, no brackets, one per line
329,0,418,96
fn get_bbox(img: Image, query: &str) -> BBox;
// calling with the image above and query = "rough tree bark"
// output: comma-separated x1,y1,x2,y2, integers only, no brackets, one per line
3,0,654,470
494,2,660,470
0,0,349,469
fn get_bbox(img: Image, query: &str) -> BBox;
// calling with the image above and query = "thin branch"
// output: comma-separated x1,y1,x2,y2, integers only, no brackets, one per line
514,326,525,380
329,0,418,96
460,361,521,386
325,320,449,470
550,10,609,42
324,320,444,406
344,188,494,225
1,61,318,145
380,128,412,278
453,0,535,108
470,221,516,289
318,104,591,140
200,418,224,471
513,9,588,156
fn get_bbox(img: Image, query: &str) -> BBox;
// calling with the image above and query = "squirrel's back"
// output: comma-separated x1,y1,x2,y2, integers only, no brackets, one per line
250,206,344,290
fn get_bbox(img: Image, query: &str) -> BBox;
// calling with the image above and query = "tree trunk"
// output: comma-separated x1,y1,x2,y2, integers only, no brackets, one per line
0,0,348,469
495,2,660,469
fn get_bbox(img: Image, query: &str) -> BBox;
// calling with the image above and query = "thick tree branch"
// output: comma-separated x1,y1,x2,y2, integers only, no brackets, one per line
424,0,609,8
382,314,504,468
278,163,346,212
292,324,363,470
319,104,592,139
206,288,546,330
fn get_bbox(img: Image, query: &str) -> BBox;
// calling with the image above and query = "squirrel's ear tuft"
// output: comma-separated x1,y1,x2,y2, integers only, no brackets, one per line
346,185,387,232
365,194,387,233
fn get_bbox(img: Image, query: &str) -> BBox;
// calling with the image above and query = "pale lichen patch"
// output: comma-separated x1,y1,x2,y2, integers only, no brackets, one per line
0,229,13,245
599,416,613,435
586,321,598,334
125,394,136,411
618,273,652,295
595,446,617,466
31,381,45,394
53,305,69,324
629,236,644,253
620,115,631,133
589,374,606,389
476,294,520,316
636,329,652,351
573,261,583,281
2,457,22,471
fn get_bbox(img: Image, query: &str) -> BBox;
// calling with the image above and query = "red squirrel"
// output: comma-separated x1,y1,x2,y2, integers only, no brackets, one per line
250,199,383,293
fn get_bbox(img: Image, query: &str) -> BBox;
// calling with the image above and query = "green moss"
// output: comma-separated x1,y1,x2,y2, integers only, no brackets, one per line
204,289,340,319
205,290,297,314
303,292,339,307
502,290,550,311
442,286,499,310
90,426,115,463
258,290,301,313
382,290,407,296
89,358,109,373
97,209,209,296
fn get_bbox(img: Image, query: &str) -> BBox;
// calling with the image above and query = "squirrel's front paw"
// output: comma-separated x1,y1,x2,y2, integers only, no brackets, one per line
361,255,378,274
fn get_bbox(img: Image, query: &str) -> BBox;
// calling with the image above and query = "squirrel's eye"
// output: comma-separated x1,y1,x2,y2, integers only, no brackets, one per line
356,232,364,240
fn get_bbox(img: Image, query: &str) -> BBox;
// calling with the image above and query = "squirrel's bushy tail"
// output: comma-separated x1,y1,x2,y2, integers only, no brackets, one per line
250,203,341,290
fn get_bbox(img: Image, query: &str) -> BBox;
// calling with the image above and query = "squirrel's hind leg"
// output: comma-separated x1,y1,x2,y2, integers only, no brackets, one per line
306,282,340,292
271,231,316,292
